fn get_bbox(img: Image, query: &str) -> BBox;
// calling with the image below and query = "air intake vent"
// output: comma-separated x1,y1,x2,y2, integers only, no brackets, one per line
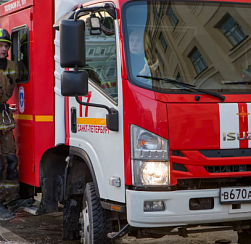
200,149,251,158
204,165,251,173
172,151,185,157
173,163,188,172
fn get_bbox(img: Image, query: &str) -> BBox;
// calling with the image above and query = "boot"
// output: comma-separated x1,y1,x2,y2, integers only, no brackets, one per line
6,197,35,213
0,203,16,221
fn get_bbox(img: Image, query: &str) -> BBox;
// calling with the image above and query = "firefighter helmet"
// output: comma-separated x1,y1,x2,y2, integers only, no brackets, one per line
0,29,12,46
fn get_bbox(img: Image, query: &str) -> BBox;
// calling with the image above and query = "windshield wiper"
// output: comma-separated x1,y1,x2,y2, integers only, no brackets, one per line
137,75,196,88
137,75,225,102
222,81,251,85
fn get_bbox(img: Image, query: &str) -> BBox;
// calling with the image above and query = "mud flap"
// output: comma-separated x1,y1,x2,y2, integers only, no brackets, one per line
40,178,58,213
63,197,82,240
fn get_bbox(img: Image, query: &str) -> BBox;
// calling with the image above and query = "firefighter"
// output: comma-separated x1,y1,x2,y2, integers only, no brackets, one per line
129,29,150,77
0,29,31,220
19,33,29,80
128,30,161,85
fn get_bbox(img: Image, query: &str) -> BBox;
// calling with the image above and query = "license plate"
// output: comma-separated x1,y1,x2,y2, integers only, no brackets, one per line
220,186,251,204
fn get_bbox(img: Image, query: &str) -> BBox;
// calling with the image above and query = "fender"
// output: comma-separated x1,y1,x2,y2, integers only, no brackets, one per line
39,145,100,213
39,145,69,213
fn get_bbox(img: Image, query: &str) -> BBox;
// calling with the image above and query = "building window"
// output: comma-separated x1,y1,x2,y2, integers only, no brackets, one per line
88,48,94,55
218,13,248,47
167,3,179,28
158,67,162,77
189,47,208,75
101,49,105,55
176,72,182,82
159,33,167,51
153,6,158,21
156,50,164,67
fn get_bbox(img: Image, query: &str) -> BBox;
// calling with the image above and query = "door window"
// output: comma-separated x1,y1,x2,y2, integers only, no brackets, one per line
80,12,118,102
11,27,30,83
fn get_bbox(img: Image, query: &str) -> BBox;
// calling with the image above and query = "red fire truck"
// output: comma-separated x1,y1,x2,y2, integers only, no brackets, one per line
1,0,251,243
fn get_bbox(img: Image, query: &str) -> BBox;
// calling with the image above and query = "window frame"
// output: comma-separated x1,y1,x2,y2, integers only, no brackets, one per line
188,47,208,75
159,32,167,51
166,3,179,29
11,25,30,84
156,49,164,67
79,9,119,104
217,13,248,48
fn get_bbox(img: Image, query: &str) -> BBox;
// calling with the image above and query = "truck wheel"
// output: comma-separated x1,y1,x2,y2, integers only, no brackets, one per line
79,182,112,244
238,229,251,244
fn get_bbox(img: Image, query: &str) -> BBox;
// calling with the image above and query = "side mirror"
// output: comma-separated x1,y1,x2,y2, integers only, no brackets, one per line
61,71,88,96
60,19,86,68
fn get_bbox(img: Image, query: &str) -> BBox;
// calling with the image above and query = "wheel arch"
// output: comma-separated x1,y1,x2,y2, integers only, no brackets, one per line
39,144,69,186
39,145,100,213
68,146,99,198
39,144,69,213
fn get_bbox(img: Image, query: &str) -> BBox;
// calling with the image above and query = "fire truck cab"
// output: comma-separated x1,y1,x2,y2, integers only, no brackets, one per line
1,0,251,243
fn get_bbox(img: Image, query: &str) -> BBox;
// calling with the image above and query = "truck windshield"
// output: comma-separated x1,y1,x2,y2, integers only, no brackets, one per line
122,1,251,94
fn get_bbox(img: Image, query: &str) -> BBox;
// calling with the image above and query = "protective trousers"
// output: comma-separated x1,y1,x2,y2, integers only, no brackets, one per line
0,129,19,203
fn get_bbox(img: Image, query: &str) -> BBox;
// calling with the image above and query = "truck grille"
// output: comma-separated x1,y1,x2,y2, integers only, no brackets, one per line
172,163,188,172
204,165,251,173
176,177,250,190
172,150,185,157
200,149,251,157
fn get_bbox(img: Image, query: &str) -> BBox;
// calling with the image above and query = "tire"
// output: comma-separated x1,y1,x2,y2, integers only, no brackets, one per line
238,229,251,244
79,182,112,244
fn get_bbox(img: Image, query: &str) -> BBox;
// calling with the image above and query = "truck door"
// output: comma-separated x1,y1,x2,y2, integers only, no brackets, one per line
10,13,33,185
68,9,125,203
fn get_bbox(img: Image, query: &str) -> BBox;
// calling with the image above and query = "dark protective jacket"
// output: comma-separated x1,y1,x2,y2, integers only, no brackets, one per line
0,60,18,131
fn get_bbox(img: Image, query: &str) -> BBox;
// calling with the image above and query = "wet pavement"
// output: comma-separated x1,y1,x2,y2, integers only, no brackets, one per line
0,208,239,244
0,198,239,244
0,210,79,244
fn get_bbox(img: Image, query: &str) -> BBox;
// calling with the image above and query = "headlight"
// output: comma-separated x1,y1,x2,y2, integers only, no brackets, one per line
132,161,169,185
141,162,169,185
131,125,170,186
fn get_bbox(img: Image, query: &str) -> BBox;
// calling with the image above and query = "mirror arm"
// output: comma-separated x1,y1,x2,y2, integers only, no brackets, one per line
75,94,119,132
74,5,116,21
75,93,111,114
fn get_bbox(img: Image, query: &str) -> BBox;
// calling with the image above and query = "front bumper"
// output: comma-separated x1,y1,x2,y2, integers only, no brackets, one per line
126,189,251,227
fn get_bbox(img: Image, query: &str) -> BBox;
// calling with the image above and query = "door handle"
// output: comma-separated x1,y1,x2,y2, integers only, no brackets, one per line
71,107,77,133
